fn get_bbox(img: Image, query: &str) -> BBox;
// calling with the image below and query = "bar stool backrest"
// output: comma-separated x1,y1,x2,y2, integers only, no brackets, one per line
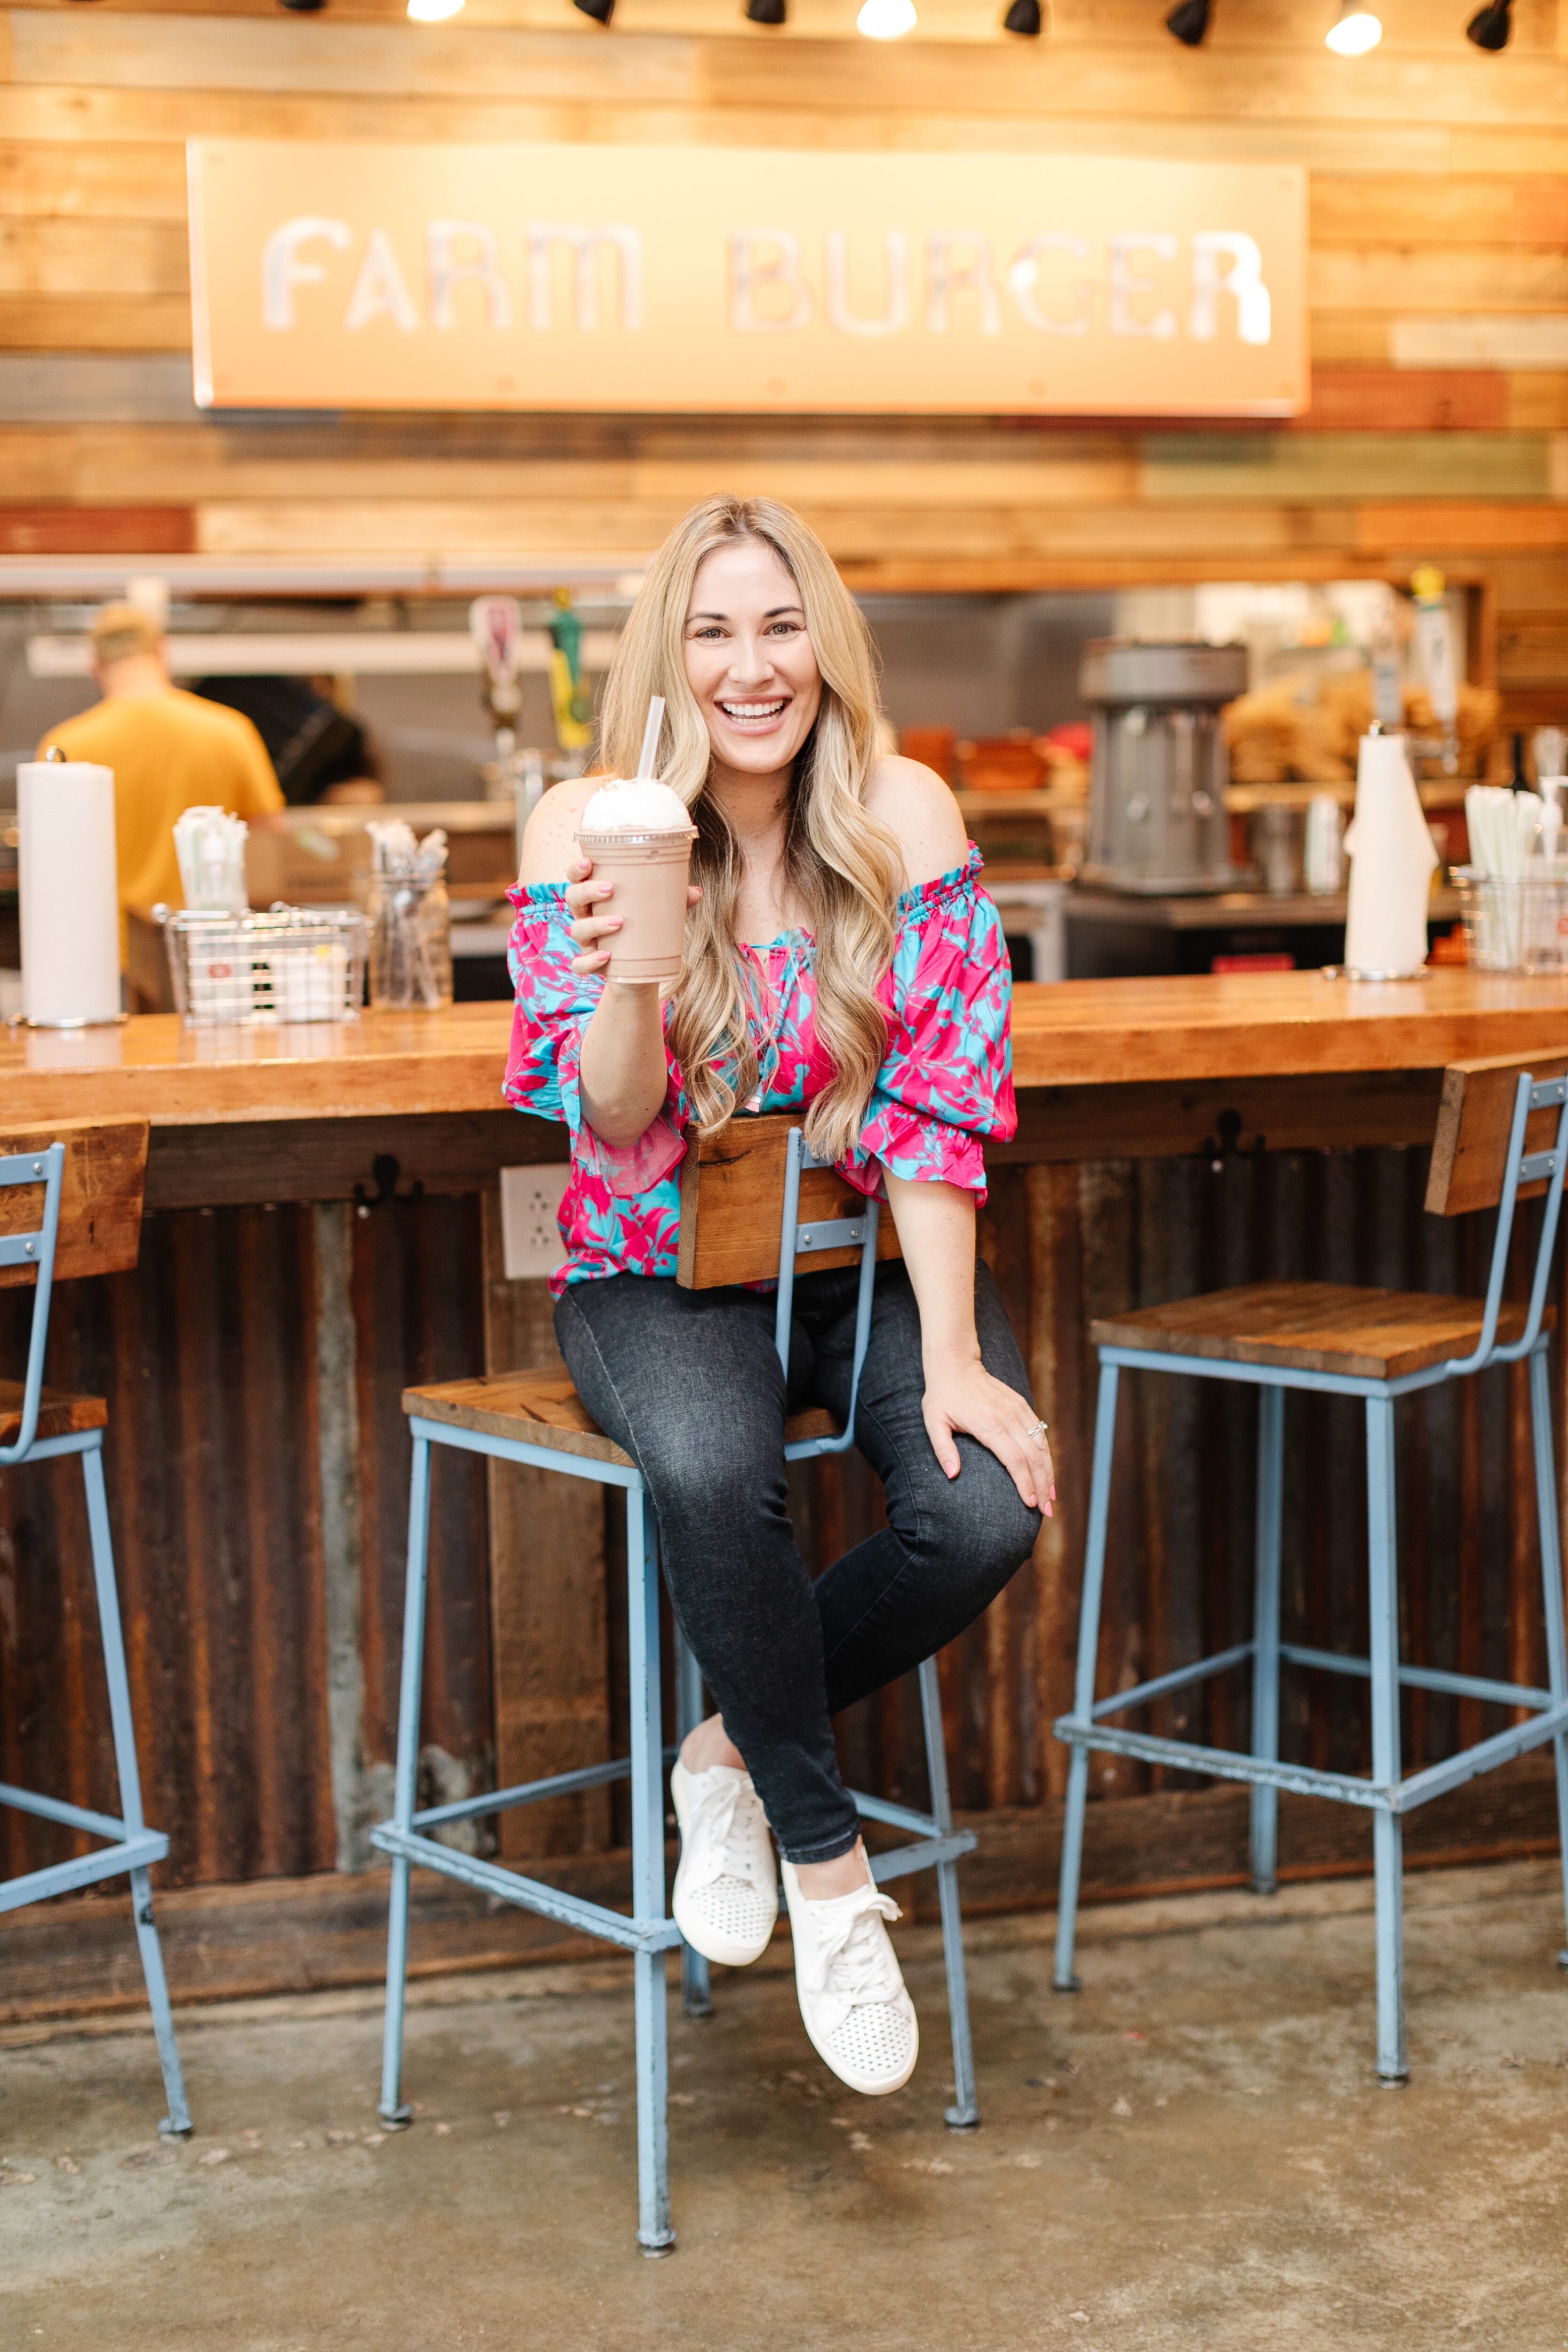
1424,1052,1568,1377
0,1118,149,1465
677,1111,903,1462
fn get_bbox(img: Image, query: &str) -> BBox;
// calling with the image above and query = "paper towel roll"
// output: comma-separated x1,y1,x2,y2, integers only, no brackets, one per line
1342,733,1438,980
18,760,122,1027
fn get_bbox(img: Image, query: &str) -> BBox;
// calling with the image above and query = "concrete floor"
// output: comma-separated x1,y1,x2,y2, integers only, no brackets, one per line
3,1860,1568,2352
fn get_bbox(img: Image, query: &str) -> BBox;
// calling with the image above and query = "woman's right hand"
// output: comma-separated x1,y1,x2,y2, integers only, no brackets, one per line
565,854,702,980
565,854,620,975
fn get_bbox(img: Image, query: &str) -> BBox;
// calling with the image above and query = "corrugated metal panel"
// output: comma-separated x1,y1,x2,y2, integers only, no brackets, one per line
0,1205,337,1887
0,1192,492,1891
1,1144,1558,1914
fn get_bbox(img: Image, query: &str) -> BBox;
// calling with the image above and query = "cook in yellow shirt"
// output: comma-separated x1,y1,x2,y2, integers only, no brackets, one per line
39,603,283,961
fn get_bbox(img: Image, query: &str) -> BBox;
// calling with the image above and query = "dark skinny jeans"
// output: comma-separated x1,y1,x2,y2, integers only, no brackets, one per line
554,1259,1043,1864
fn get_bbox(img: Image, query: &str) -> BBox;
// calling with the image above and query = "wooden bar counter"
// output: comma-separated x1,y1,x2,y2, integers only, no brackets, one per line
6,970,1568,1118
5,969,1568,2023
3,969,1567,1186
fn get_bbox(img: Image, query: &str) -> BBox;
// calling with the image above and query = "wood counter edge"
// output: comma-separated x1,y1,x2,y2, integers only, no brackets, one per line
4,989,1568,1133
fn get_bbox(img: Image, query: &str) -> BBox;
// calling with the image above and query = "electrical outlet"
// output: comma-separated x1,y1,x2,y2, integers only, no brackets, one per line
500,1164,571,1281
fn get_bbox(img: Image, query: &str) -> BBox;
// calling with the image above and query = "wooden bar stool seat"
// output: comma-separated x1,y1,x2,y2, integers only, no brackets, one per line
404,1368,838,1463
0,1378,108,1449
0,1120,190,2137
375,1113,983,2252
1091,1279,1549,1382
1052,1053,1568,2083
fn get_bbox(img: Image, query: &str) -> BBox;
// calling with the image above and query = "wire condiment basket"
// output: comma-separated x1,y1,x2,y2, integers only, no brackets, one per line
156,904,368,1025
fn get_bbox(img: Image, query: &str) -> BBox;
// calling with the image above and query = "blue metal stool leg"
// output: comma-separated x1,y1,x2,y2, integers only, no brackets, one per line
83,1439,191,2137
627,1483,675,2255
1365,1395,1408,2083
673,1621,713,2021
379,1431,431,2128
1527,1348,1568,1971
917,1654,979,2128
1054,1360,1120,1993
1250,1385,1285,1895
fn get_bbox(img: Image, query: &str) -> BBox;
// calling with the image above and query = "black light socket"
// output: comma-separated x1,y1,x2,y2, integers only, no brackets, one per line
1165,0,1210,43
1003,0,1042,33
572,0,615,22
278,0,328,11
745,0,787,23
1465,0,1511,48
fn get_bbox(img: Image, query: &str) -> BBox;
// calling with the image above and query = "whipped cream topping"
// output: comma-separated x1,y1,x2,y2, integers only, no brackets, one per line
580,777,693,835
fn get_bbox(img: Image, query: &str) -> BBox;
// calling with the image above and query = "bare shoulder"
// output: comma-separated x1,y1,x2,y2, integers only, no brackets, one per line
863,755,969,890
519,775,597,885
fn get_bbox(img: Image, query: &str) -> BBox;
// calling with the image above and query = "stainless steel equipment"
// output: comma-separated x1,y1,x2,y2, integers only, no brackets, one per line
1080,640,1249,894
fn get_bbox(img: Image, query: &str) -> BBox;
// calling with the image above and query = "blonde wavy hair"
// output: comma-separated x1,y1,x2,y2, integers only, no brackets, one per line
597,495,900,1161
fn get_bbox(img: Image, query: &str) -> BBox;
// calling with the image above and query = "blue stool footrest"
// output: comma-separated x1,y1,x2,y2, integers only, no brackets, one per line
369,1824,685,1955
0,1828,168,1916
409,1753,637,1829
0,1781,130,1840
867,1830,976,1888
852,1790,944,1837
1393,1704,1568,1810
1054,1717,1389,1809
1094,1639,1559,1721
1056,1702,1568,1815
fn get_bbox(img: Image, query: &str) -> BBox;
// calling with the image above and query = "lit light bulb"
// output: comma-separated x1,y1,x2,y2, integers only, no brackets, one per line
1325,6,1381,53
856,0,916,37
407,0,464,19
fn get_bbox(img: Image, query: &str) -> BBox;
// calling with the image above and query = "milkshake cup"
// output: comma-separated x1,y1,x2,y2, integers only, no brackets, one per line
576,775,697,986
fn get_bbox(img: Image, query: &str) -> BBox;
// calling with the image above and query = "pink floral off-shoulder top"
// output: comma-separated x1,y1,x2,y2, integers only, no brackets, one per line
503,844,1017,1296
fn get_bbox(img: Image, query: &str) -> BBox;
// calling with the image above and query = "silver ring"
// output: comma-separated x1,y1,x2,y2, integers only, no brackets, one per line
1031,1419,1049,1438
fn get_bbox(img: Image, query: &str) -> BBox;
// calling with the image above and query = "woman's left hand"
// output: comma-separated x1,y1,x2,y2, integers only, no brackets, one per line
921,1352,1055,1517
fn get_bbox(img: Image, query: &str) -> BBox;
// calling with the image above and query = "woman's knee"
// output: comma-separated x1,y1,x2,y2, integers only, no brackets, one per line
655,1434,789,1549
923,1444,1043,1590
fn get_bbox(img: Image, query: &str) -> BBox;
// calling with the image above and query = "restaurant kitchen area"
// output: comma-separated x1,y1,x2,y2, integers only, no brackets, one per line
0,563,1517,1004
5,3,1568,2343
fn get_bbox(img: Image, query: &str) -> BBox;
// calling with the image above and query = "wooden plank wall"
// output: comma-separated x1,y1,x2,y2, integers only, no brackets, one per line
2,0,1568,730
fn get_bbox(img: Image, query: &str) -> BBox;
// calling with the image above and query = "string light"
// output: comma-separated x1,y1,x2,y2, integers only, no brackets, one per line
407,0,464,17
1003,0,1042,32
1165,0,1210,43
856,0,916,34
1324,5,1381,52
745,0,788,21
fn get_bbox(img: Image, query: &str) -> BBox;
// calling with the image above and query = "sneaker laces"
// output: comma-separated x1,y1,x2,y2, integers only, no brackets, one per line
688,1772,769,1896
804,1886,904,2010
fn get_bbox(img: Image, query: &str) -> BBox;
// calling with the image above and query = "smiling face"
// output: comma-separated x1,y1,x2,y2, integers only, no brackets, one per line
682,538,824,781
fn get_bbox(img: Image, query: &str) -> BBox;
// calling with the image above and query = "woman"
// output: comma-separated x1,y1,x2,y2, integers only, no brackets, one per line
509,495,1054,2100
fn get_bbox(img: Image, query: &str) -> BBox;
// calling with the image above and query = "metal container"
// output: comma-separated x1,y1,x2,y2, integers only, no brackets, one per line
1304,794,1345,895
158,903,367,1025
1250,804,1306,897
1079,639,1248,894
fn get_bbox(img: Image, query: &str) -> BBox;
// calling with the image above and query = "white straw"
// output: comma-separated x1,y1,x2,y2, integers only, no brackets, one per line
636,696,665,782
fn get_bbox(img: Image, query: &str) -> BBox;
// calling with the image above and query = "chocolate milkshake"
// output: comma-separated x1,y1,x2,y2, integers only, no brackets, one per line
576,775,697,986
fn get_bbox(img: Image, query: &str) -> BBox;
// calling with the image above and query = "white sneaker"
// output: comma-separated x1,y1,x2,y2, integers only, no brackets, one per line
781,1860,919,2097
670,1758,778,1967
